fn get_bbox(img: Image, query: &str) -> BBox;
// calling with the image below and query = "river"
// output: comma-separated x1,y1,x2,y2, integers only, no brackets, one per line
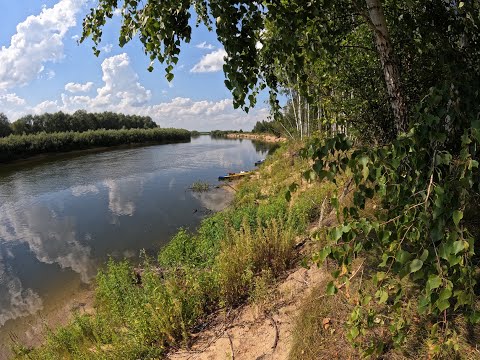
0,135,271,356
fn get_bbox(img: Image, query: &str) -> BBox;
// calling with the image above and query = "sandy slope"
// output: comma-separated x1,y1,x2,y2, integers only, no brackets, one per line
169,262,326,360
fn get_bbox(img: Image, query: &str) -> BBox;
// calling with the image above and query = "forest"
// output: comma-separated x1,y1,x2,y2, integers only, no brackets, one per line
0,110,157,137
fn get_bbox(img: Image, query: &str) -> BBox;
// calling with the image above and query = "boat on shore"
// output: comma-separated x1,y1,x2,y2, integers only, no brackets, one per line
254,159,265,166
218,171,251,181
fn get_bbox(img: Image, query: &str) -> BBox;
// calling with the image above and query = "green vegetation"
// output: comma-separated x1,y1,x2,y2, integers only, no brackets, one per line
0,128,190,163
1,110,157,137
14,144,335,359
252,120,282,137
210,129,244,138
190,180,210,192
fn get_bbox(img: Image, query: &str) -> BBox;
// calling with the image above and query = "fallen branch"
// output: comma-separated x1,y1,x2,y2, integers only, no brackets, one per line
268,315,279,351
228,333,235,360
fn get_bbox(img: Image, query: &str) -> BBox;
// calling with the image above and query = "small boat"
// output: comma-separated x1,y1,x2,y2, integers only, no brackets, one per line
218,171,251,181
254,159,265,166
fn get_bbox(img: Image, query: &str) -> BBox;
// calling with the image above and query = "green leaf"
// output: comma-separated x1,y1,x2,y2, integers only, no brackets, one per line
326,281,337,296
409,259,423,273
452,240,465,255
166,73,174,82
436,298,450,311
438,287,452,301
331,227,343,242
318,246,331,262
453,210,463,226
361,295,372,306
427,275,442,291
376,289,388,304
470,311,480,324
396,249,412,265
348,326,360,340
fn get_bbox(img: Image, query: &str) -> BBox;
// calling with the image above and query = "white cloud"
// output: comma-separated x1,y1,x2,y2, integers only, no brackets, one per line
65,81,94,93
101,43,113,54
1,52,267,130
191,49,227,73
71,34,80,41
0,0,86,90
0,93,26,106
195,41,215,50
95,53,152,107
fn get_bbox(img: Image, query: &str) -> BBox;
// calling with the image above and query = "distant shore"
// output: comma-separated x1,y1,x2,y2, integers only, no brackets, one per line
226,132,286,143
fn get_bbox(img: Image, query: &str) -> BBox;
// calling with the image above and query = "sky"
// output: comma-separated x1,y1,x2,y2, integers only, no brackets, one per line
0,0,269,131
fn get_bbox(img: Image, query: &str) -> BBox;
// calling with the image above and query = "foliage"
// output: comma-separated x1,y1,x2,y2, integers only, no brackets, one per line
0,113,12,138
252,120,282,136
209,129,244,138
293,83,480,356
0,128,191,163
10,110,157,135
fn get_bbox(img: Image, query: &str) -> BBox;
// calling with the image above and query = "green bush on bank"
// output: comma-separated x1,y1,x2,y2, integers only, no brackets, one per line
14,143,335,359
0,128,191,163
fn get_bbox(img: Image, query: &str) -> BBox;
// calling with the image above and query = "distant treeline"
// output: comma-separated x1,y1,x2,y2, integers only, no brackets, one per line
0,111,157,137
252,120,282,136
0,128,190,163
210,129,244,138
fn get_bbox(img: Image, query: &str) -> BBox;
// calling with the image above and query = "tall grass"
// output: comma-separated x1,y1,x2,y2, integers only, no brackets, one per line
0,128,191,163
14,142,335,359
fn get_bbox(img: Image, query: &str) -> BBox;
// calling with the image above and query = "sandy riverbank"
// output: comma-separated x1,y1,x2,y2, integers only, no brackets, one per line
226,133,286,143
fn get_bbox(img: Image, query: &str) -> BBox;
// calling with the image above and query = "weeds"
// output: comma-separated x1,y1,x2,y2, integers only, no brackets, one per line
190,181,210,192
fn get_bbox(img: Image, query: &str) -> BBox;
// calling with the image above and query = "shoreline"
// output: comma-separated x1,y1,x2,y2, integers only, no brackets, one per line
0,139,191,166
226,133,286,143
1,183,237,359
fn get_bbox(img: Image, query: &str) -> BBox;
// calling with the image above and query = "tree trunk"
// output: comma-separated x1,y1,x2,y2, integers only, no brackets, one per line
365,0,408,134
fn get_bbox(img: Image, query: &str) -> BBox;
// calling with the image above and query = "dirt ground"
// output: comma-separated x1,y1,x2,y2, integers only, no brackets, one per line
226,133,287,143
168,261,327,360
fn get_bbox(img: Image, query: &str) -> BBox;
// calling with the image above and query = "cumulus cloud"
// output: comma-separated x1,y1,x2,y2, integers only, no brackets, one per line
65,81,94,93
195,41,215,50
0,0,86,90
190,49,227,73
2,52,267,130
0,92,27,120
95,53,152,107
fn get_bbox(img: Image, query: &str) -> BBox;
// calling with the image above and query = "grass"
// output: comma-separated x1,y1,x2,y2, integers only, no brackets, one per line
14,141,336,359
190,180,210,192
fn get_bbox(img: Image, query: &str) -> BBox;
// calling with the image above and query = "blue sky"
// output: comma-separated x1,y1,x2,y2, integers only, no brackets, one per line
0,0,268,131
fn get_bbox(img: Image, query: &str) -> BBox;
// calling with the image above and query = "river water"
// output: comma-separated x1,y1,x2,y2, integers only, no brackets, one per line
0,135,270,354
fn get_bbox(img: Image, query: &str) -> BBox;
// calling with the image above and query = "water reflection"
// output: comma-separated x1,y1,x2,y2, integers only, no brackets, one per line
71,185,99,197
0,202,96,284
0,250,43,327
105,177,145,218
0,136,272,343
